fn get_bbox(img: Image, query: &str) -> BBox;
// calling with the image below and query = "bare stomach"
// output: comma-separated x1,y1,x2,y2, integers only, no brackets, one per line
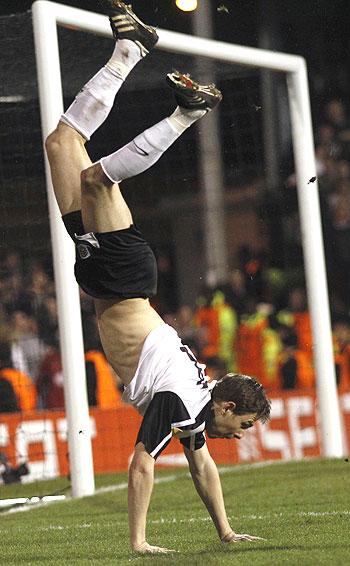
94,297,164,386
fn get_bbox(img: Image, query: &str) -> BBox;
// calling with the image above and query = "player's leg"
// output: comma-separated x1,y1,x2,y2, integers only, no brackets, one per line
45,125,91,216
81,72,223,233
45,0,158,217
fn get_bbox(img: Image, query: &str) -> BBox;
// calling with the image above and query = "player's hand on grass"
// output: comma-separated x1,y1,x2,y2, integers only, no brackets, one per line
221,531,266,543
133,541,176,554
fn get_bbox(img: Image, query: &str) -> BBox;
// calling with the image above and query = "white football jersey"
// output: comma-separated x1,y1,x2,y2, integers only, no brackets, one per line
122,324,216,458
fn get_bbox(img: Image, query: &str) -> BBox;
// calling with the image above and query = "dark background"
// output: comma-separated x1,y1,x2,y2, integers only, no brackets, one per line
2,0,350,132
1,0,350,309
1,0,349,102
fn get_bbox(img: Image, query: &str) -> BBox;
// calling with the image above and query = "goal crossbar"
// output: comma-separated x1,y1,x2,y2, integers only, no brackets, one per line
36,0,303,72
32,0,345,497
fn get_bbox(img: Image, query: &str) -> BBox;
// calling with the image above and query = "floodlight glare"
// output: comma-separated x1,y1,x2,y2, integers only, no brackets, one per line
176,0,198,12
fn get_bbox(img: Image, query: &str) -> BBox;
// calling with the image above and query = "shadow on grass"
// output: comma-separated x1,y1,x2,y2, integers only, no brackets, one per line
121,542,350,564
6,542,350,564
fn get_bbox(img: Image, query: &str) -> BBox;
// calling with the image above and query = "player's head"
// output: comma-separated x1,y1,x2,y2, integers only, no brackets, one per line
206,373,271,439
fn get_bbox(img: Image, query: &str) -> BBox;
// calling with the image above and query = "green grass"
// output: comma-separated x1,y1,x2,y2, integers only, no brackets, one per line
1,459,350,565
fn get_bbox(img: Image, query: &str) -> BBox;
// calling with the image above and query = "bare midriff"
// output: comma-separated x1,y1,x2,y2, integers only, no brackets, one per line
94,297,164,386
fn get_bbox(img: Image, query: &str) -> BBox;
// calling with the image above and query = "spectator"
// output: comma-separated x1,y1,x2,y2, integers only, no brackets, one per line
316,123,343,161
38,338,122,410
220,268,249,318
235,300,281,389
0,375,19,413
333,317,350,391
9,310,47,382
0,341,37,412
0,271,33,316
26,261,55,313
37,340,64,409
327,178,350,309
36,294,59,346
324,99,350,146
277,328,314,390
0,248,24,281
85,349,123,409
0,302,10,343
238,246,265,302
195,289,237,371
278,287,312,353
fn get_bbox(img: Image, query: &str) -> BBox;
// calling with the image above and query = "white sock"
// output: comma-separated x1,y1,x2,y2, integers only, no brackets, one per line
167,106,207,133
61,40,143,140
100,107,207,183
106,39,143,79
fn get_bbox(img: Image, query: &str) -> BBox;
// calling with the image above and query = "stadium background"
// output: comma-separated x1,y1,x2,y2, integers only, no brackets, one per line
1,0,350,481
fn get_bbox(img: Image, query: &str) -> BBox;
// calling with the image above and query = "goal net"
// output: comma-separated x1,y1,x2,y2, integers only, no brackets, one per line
0,1,343,497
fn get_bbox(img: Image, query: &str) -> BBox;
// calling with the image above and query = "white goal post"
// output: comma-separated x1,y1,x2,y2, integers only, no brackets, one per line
32,0,344,496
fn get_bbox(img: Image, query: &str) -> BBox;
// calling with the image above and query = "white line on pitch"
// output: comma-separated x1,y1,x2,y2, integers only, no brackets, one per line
1,474,178,515
1,509,349,535
0,458,318,515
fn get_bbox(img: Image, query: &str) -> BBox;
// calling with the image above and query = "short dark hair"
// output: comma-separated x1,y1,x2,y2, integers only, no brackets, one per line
211,373,271,423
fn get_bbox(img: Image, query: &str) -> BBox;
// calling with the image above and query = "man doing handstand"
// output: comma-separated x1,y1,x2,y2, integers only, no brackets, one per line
45,1,271,554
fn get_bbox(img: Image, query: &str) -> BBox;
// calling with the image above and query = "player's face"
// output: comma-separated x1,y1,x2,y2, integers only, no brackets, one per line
206,400,257,440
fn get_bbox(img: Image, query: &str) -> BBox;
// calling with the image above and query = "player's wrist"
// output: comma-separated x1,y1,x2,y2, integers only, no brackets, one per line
220,530,235,543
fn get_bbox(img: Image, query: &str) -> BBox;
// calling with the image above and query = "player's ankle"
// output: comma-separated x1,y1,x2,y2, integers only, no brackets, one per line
107,39,143,79
167,106,207,133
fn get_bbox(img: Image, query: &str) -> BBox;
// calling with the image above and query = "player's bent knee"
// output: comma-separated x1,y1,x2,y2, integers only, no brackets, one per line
45,123,86,158
45,128,70,158
45,129,61,158
129,443,155,475
129,455,154,477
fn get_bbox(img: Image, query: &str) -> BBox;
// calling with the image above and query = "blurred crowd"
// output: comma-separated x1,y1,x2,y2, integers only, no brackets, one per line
0,249,120,414
1,97,350,413
315,99,350,309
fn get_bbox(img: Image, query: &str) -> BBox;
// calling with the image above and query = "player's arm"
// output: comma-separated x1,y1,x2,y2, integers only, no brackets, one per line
128,442,155,551
128,393,178,554
183,444,264,543
183,443,232,539
128,442,175,554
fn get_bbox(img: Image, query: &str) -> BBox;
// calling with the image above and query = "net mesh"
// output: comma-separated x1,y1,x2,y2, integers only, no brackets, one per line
0,10,293,485
0,13,48,254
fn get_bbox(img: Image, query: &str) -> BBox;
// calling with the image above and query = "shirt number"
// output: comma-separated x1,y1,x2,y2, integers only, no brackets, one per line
180,345,208,389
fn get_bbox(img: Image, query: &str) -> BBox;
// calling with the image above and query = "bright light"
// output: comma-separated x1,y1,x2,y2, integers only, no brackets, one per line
176,0,198,12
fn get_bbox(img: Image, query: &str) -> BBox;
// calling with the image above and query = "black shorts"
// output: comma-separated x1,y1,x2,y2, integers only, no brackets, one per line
62,210,157,300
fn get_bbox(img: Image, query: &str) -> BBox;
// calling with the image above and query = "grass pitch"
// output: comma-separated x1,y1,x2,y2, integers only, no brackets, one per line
1,459,349,565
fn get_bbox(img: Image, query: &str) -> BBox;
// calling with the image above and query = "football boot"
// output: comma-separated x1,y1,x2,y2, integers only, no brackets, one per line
102,1,158,57
166,71,222,111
